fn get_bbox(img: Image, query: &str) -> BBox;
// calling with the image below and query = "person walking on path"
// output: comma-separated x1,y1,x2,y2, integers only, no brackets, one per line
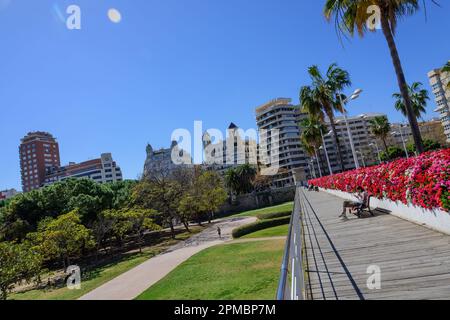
217,226,222,239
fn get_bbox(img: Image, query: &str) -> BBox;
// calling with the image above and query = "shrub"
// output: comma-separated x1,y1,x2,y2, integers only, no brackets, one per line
232,216,291,238
309,149,450,212
256,211,292,220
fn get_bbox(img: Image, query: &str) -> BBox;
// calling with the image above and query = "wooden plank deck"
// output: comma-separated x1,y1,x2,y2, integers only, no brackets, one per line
301,190,450,300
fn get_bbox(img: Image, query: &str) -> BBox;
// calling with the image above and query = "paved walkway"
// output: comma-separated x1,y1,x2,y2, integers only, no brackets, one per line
302,190,450,300
79,216,256,300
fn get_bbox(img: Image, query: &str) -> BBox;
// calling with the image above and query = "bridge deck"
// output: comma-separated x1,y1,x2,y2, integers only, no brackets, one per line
301,190,450,300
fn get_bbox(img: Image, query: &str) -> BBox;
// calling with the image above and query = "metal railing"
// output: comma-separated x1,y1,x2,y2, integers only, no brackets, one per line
276,187,305,300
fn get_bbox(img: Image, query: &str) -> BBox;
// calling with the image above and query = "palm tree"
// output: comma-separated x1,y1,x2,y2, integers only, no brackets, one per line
300,117,327,177
324,0,425,154
300,64,351,172
369,116,391,153
393,82,429,120
442,61,450,90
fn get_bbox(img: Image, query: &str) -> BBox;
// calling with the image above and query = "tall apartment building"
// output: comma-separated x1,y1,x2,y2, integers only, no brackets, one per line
44,153,123,185
202,123,258,175
428,67,450,143
256,98,310,187
19,132,61,192
321,113,383,173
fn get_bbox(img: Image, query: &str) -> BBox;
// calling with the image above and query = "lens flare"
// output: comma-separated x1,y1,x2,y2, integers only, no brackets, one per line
108,8,122,23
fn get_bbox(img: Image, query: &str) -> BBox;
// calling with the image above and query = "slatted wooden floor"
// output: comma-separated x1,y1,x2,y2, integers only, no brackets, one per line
301,190,450,300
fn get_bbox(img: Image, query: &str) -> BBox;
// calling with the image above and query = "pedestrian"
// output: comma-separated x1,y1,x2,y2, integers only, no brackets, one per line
217,226,222,239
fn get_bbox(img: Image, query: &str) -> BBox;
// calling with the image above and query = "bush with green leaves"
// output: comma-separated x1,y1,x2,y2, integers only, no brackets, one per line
232,216,290,239
256,211,292,220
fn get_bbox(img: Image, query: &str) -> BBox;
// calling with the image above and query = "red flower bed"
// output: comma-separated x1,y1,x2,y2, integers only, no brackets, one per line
308,149,450,212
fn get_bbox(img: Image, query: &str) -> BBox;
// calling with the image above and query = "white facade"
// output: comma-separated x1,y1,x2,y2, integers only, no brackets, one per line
428,67,450,143
322,113,384,173
256,98,310,187
44,153,123,185
202,123,258,175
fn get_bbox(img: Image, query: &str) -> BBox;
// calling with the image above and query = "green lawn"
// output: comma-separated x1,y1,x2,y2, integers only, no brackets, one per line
10,228,203,300
241,224,289,239
136,239,285,300
230,202,293,218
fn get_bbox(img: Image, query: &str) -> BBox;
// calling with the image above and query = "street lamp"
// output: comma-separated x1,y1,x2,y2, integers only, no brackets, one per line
369,143,382,164
319,130,333,175
338,88,363,170
356,150,366,167
391,129,409,159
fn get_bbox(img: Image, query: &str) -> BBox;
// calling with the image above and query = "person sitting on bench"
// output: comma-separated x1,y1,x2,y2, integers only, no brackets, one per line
339,186,368,220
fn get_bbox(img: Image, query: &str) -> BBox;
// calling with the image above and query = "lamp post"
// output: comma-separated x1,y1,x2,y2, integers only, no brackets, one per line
356,150,366,167
369,142,382,164
391,129,409,159
314,148,323,178
321,130,334,175
338,88,363,170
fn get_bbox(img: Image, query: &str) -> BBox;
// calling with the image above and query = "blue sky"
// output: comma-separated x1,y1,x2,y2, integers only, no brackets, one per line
0,0,449,190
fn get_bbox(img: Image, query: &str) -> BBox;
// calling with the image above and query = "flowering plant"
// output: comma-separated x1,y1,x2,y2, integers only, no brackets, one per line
308,149,450,212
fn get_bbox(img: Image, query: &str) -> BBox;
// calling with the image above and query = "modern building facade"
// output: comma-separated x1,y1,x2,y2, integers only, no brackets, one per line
321,113,383,174
256,98,310,187
202,123,258,176
44,153,123,185
428,67,450,143
19,132,61,192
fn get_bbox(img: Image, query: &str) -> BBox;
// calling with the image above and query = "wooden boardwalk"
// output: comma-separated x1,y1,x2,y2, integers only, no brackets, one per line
301,190,450,300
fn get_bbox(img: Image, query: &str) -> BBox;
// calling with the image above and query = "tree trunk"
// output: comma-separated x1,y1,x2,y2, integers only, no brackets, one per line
379,8,424,154
182,221,191,233
0,287,7,301
382,138,388,153
327,110,345,172
168,220,175,239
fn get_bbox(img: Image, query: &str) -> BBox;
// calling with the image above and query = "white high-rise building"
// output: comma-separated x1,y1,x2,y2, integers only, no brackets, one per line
202,123,257,176
256,98,310,187
428,66,450,143
322,113,384,173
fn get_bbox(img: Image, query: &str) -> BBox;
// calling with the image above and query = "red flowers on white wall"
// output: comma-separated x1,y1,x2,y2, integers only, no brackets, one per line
309,149,450,212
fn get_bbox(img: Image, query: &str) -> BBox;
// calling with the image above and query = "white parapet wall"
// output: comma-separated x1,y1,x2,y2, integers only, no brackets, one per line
320,188,450,236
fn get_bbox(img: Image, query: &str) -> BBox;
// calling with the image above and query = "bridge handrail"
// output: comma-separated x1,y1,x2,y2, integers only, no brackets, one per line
276,187,305,300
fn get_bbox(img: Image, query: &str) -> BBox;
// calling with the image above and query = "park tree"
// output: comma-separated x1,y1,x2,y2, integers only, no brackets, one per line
370,116,391,153
0,241,42,300
300,64,352,172
29,211,95,269
393,82,429,120
132,179,180,238
197,171,228,223
178,193,203,229
225,164,257,196
127,209,160,253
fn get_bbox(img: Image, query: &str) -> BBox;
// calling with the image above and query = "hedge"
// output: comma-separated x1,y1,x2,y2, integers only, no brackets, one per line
256,210,292,220
232,216,291,238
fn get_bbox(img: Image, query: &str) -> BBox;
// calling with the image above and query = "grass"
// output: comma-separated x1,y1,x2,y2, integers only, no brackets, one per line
241,224,289,239
10,227,203,300
230,202,293,218
136,239,285,300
